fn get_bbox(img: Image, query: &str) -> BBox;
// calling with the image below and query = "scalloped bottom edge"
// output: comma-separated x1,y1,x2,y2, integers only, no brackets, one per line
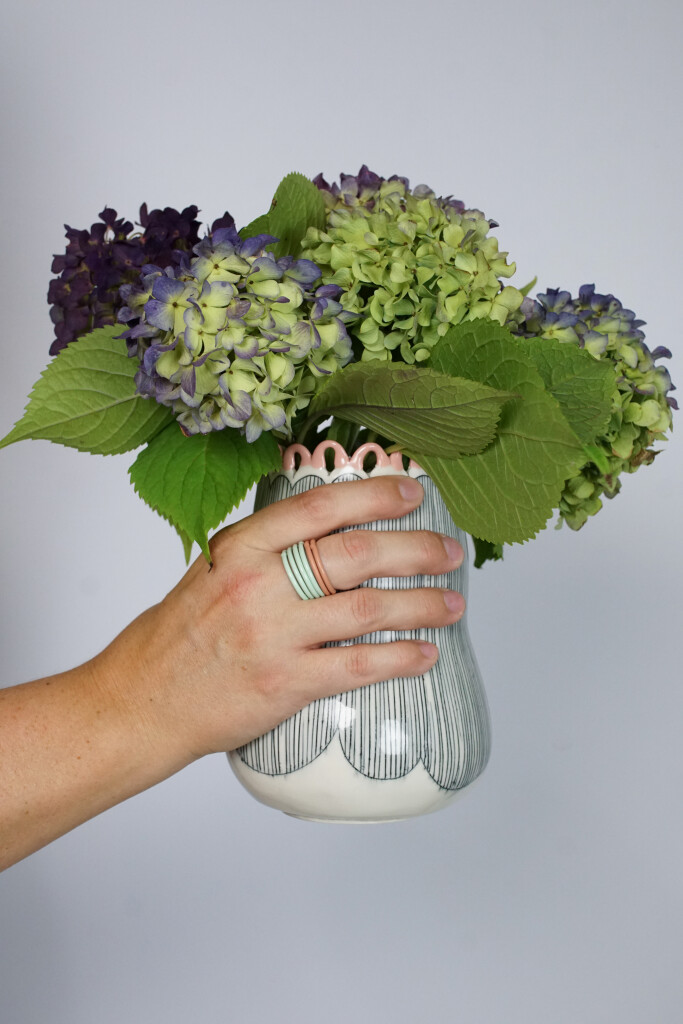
228,735,486,823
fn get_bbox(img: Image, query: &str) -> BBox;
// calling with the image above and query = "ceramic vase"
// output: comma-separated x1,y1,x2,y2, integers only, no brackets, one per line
228,440,491,823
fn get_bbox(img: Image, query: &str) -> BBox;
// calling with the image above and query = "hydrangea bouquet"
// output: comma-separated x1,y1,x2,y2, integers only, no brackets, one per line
1,169,676,567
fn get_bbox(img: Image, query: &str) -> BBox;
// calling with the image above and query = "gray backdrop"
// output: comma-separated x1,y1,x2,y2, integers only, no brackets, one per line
1,1,682,1021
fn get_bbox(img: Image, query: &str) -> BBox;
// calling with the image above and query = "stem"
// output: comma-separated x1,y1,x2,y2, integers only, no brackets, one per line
296,411,326,448
346,422,362,454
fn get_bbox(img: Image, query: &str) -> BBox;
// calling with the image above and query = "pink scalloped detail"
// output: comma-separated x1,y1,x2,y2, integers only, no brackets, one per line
281,440,421,473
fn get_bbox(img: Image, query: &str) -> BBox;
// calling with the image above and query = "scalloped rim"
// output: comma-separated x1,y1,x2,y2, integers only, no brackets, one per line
279,440,425,483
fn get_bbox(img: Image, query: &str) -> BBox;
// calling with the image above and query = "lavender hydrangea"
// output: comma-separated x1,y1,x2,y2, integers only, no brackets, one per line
302,166,523,364
515,284,676,529
118,228,357,441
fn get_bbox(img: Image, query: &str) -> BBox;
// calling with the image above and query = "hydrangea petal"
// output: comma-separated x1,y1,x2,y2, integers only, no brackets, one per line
145,299,176,332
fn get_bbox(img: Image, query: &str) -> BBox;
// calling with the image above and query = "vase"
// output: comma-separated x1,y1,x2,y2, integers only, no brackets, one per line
227,440,491,823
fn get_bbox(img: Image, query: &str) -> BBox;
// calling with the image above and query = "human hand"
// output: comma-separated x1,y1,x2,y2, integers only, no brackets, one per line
0,475,467,868
94,475,466,766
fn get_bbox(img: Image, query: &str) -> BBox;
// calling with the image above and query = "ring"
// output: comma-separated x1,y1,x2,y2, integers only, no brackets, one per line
281,538,337,600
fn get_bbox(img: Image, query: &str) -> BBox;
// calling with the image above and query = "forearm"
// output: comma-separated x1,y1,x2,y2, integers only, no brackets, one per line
0,639,193,871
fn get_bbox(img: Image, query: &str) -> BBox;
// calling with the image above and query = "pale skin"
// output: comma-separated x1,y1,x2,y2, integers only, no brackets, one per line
0,476,466,871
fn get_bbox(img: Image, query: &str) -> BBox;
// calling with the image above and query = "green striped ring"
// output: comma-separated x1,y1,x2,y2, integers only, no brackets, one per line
288,543,324,600
291,542,326,599
281,547,310,600
282,544,325,600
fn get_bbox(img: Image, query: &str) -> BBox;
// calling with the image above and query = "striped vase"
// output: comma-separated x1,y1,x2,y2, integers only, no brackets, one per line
228,441,491,823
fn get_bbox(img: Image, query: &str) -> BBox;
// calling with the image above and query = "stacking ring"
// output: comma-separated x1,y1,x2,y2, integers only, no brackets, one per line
281,538,337,600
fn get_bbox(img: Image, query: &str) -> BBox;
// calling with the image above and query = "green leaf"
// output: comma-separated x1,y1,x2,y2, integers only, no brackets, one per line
472,536,504,568
239,212,271,240
268,172,326,260
411,320,585,544
326,417,361,452
174,525,195,565
519,276,538,298
308,362,514,458
582,442,611,476
0,326,173,455
514,335,616,445
129,424,281,563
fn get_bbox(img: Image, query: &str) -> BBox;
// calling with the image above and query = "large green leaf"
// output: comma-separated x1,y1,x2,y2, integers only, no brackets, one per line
268,172,327,260
308,362,514,457
411,321,585,544
128,424,281,563
0,326,173,455
239,212,271,240
515,335,616,445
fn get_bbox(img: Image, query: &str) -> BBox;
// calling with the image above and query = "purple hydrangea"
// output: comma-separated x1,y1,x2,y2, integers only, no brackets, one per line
48,204,235,355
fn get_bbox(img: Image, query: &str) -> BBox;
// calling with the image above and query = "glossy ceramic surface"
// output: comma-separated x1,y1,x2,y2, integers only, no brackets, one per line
228,441,491,822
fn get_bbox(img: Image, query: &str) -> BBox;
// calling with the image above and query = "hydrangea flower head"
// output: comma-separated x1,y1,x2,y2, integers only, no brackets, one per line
515,284,676,529
302,166,523,363
118,228,357,441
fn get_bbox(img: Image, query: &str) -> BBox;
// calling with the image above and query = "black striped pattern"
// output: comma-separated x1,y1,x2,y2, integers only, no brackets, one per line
236,469,491,791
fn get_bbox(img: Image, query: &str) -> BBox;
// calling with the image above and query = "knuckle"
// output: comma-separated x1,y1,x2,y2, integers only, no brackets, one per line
340,529,374,563
224,566,264,605
370,477,403,515
216,569,264,614
349,587,383,630
418,589,445,624
346,643,372,680
254,667,307,720
212,566,267,653
399,643,430,676
296,485,331,525
417,531,440,565
345,477,398,521
251,664,283,700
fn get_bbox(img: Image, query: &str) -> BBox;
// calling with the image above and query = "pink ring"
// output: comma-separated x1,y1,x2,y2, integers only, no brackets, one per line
308,537,337,595
304,539,333,596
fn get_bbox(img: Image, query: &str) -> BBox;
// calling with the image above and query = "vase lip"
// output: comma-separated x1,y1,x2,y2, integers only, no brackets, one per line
281,440,422,474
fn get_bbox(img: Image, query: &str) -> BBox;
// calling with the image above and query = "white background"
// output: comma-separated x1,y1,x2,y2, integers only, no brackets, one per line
1,1,682,1021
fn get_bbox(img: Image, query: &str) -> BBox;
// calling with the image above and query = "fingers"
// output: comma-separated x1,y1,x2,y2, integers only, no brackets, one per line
316,528,463,591
295,584,465,647
303,639,440,697
234,476,425,553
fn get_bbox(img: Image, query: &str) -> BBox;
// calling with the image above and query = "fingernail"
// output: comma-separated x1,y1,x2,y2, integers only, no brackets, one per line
419,641,438,659
398,478,423,501
444,590,465,614
441,533,462,564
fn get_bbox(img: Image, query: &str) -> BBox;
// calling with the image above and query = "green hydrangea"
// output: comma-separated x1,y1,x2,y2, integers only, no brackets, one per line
516,284,676,529
303,168,523,364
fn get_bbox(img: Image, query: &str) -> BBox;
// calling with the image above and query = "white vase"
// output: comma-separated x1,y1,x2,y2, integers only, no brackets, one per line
228,440,491,823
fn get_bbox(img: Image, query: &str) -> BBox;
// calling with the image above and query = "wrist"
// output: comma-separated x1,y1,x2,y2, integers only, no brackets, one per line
88,602,200,778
